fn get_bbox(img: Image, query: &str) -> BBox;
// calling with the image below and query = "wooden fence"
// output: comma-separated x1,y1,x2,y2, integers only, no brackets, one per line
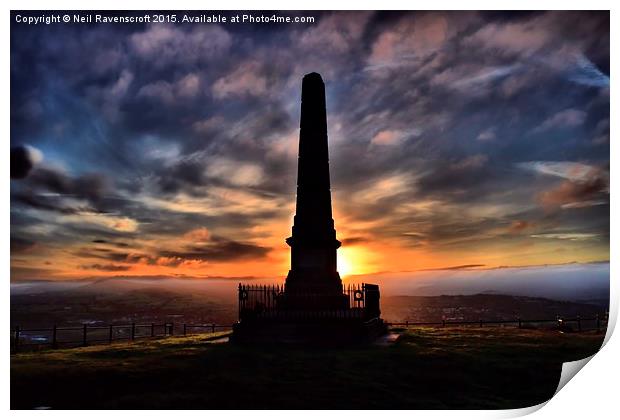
10,314,606,352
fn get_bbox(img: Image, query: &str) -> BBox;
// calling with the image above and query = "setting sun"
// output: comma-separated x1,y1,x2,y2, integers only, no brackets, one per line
338,253,353,277
338,247,374,277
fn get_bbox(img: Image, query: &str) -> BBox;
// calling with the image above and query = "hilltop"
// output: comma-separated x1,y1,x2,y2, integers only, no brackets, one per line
11,327,604,409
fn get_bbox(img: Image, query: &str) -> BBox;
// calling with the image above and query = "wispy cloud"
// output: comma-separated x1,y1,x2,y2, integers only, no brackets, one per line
10,11,609,280
567,54,610,87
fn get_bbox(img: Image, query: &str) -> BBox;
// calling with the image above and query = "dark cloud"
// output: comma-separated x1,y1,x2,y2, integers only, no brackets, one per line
10,145,37,179
92,239,131,247
12,164,113,216
27,167,109,203
12,191,83,214
79,263,131,272
538,172,609,210
10,236,36,253
75,236,271,266
421,264,486,271
415,154,491,199
155,157,207,195
160,237,271,262
341,237,370,245
9,11,609,276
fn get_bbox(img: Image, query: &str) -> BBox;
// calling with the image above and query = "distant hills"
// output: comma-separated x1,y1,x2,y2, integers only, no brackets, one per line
382,294,606,323
11,273,608,328
352,261,609,301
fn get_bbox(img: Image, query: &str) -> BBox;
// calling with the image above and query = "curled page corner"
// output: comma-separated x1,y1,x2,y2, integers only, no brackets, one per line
494,400,548,418
555,355,595,396
497,348,606,418
602,302,617,347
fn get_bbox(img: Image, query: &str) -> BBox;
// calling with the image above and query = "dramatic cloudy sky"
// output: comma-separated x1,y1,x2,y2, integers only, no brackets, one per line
10,11,609,282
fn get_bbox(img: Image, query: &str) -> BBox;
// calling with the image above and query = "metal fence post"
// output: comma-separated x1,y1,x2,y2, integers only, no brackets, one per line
131,323,136,340
14,326,20,351
238,283,242,320
183,324,187,336
442,320,446,327
518,318,522,329
82,324,87,346
151,323,155,337
52,325,57,348
108,325,113,344
405,321,409,329
479,319,483,328
211,323,215,333
170,323,174,336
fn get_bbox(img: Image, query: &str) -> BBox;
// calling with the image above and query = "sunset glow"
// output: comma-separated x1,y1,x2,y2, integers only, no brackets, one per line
10,11,609,283
337,249,357,277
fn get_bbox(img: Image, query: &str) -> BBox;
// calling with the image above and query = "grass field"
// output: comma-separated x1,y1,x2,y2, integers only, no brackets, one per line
11,327,604,409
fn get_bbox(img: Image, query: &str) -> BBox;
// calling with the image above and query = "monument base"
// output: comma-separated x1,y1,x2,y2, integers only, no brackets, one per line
231,317,387,345
278,293,350,311
234,283,385,345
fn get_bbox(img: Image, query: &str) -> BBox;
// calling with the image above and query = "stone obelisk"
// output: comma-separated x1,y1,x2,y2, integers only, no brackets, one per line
284,72,344,303
232,72,386,343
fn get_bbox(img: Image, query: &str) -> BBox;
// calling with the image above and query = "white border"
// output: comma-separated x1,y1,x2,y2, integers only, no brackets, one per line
3,1,616,419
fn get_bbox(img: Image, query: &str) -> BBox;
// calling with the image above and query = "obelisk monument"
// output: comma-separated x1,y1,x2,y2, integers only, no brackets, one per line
232,72,386,343
284,72,345,304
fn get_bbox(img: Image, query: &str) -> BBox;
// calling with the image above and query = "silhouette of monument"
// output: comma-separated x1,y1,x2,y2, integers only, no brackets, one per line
232,72,385,344
284,73,347,308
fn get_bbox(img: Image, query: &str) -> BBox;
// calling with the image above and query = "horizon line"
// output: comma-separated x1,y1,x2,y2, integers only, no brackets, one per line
10,259,610,283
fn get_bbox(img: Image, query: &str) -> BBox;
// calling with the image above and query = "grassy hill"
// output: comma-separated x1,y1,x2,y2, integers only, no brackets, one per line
11,327,604,409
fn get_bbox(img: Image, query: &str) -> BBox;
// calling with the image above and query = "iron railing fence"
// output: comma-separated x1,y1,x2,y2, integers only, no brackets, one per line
238,283,379,320
239,308,367,321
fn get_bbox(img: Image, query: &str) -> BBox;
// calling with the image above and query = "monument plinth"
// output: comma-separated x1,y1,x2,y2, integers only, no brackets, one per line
232,72,386,344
